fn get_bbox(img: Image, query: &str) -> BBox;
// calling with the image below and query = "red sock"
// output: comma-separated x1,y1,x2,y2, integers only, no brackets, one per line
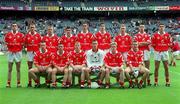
62,82,66,86
147,79,151,84
28,80,32,85
98,80,102,85
88,80,91,85
35,79,40,84
119,81,124,86
7,80,11,85
66,81,71,86
166,78,170,83
155,77,158,83
106,82,110,86
139,80,143,85
80,81,84,85
46,80,50,84
129,80,133,85
52,83,57,86
135,79,138,84
17,80,20,84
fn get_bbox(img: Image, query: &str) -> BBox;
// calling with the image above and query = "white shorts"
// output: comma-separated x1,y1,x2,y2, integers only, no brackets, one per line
143,50,150,61
154,51,169,61
172,51,180,56
122,52,128,61
27,51,35,62
7,51,22,63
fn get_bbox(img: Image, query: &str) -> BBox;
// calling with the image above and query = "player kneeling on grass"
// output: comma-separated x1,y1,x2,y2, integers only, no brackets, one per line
51,43,69,88
104,42,124,89
85,40,105,88
68,42,86,88
125,41,150,89
29,41,52,88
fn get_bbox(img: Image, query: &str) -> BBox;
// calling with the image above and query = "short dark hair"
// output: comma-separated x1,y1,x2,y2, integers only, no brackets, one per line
66,26,71,30
11,22,18,26
82,22,89,25
99,22,105,26
159,23,165,26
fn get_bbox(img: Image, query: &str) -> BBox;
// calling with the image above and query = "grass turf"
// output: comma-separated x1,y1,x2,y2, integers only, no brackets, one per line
0,54,180,104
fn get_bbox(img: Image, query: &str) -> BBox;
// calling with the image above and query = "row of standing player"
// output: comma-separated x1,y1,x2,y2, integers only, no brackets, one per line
4,22,175,88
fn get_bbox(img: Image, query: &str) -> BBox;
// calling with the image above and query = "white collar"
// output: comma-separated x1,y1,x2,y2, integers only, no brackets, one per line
65,34,72,38
47,34,55,37
81,31,89,34
28,31,37,35
138,32,146,35
11,30,18,35
158,31,166,35
119,33,128,36
110,50,118,54
99,31,106,35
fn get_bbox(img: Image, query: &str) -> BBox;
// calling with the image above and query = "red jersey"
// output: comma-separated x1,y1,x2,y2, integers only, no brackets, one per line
152,32,171,52
127,50,143,67
34,50,51,66
114,34,132,53
42,34,59,53
60,35,77,52
24,32,41,52
51,51,69,67
95,31,111,50
69,50,86,65
134,32,151,51
5,31,24,52
77,32,94,51
104,51,123,67
171,41,180,51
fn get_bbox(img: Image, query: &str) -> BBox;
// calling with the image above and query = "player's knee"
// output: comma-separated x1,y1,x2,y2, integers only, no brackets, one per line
81,68,86,72
85,68,90,73
64,69,68,74
28,69,33,74
101,69,105,73
124,69,129,74
68,69,72,74
105,68,110,74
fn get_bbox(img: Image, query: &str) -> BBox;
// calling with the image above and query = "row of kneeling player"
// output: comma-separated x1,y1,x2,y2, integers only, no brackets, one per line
28,40,149,89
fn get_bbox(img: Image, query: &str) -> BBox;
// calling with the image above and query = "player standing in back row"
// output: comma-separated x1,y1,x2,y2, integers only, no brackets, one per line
95,23,111,52
152,24,172,87
114,24,132,65
4,23,24,88
134,24,151,86
77,22,94,51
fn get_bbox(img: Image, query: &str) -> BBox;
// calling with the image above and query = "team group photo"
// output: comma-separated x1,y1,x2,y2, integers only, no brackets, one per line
0,0,180,104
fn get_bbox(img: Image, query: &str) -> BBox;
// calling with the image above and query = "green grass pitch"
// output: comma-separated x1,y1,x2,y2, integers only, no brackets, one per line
0,54,180,104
